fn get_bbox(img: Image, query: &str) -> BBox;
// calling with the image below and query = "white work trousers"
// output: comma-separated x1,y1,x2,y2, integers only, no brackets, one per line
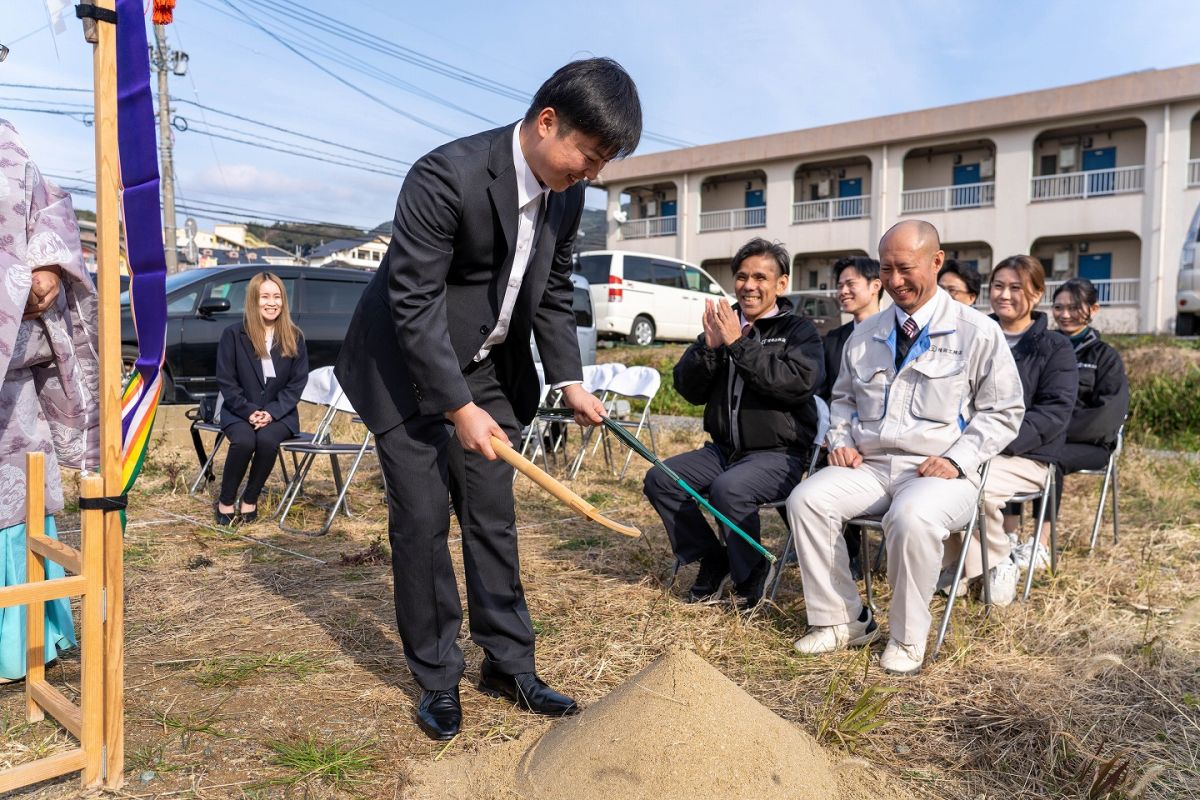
786,455,978,646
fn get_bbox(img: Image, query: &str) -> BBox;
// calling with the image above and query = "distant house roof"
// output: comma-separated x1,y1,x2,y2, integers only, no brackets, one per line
308,238,368,260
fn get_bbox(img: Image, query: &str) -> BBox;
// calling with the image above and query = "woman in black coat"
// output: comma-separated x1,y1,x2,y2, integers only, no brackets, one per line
980,255,1077,602
214,272,309,524
1049,277,1130,510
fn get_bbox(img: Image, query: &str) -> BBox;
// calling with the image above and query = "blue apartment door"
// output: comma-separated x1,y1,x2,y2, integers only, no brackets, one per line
1083,147,1117,195
836,178,862,219
952,163,981,207
660,200,677,235
744,189,765,226
1079,252,1112,302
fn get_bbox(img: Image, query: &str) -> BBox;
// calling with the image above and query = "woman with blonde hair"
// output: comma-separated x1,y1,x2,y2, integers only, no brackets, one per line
214,272,308,524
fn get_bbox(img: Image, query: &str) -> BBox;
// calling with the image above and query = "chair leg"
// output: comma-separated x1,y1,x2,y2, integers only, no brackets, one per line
934,502,983,660
861,528,877,614
311,440,372,536
1089,461,1114,552
1021,473,1054,602
1111,461,1120,545
768,530,794,603
189,433,225,496
978,502,992,608
274,452,316,523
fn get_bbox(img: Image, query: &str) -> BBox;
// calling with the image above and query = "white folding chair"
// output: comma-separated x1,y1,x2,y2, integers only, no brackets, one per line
567,362,629,479
275,368,375,536
597,365,662,479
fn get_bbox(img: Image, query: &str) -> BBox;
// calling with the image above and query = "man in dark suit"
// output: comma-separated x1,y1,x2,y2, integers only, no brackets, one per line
335,58,642,740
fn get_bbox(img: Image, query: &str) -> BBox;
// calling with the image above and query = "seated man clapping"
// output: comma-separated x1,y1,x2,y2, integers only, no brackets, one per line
644,238,824,608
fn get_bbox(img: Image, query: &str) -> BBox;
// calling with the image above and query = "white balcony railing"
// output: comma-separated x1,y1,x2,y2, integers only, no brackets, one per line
900,181,995,214
791,196,870,224
973,278,1139,309
1030,165,1144,201
698,206,767,232
1188,159,1200,188
619,215,678,239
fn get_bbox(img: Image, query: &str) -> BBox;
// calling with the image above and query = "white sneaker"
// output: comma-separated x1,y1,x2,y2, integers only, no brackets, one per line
1011,539,1033,570
1030,542,1051,572
987,560,1019,607
1006,531,1020,557
880,638,925,676
794,607,880,656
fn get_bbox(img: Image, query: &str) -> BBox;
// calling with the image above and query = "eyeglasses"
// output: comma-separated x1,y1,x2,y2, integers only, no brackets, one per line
942,287,973,299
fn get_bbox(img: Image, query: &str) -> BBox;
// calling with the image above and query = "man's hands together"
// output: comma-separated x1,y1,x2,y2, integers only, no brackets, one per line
23,265,62,320
702,298,743,348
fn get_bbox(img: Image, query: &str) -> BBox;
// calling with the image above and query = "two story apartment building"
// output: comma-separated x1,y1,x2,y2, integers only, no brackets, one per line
596,64,1200,333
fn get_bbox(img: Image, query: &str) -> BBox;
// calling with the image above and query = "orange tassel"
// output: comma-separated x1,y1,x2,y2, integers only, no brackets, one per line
153,0,176,24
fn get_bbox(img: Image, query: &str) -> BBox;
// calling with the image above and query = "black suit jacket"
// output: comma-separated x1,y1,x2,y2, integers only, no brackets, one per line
335,124,585,434
215,322,309,436
819,321,855,403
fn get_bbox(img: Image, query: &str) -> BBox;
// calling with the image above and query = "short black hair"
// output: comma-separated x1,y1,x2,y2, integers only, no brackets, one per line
524,58,642,159
732,238,789,277
832,256,882,300
938,258,982,297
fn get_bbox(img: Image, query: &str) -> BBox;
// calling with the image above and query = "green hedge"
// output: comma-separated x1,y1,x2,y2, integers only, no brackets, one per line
1128,368,1200,451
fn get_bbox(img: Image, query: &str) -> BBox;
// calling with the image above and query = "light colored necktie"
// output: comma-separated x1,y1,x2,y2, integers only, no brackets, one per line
902,317,918,339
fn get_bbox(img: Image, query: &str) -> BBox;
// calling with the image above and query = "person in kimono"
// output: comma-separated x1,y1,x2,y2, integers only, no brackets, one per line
0,118,100,683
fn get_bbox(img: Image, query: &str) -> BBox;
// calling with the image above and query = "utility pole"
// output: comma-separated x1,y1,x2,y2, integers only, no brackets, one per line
151,26,185,272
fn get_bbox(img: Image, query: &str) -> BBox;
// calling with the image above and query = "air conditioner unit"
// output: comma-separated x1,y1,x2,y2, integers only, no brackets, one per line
980,158,995,179
1059,145,1077,170
817,179,831,198
1052,251,1071,276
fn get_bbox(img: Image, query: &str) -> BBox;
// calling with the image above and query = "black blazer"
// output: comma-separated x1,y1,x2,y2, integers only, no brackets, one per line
215,322,309,436
819,320,855,404
335,124,585,435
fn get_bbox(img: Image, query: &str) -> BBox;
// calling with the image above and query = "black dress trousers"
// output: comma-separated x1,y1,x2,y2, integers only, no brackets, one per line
373,355,535,691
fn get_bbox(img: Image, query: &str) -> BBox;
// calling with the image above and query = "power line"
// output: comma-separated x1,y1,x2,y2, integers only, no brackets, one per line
216,0,459,138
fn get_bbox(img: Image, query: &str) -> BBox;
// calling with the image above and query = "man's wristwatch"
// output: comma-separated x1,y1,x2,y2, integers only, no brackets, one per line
945,457,965,478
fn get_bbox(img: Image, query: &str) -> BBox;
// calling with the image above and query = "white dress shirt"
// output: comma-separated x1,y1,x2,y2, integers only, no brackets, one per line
261,328,276,380
473,123,549,363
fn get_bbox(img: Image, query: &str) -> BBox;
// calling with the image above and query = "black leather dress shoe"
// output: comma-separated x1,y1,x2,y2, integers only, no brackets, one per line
239,507,258,524
213,503,237,526
415,687,461,740
478,661,579,716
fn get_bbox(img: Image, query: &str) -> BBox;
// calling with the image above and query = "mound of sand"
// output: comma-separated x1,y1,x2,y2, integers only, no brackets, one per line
408,650,914,800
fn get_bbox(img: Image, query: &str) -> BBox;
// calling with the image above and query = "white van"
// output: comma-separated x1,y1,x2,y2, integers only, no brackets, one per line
573,250,730,345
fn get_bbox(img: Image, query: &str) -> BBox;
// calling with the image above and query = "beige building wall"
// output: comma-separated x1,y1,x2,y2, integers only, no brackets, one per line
1032,123,1146,173
700,173,767,212
943,242,994,273
794,161,872,202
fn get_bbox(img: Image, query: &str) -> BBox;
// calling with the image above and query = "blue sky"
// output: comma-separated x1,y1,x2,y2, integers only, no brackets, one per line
2,0,1198,232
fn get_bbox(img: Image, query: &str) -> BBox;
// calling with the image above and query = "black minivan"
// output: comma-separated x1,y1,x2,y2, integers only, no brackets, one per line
120,264,372,403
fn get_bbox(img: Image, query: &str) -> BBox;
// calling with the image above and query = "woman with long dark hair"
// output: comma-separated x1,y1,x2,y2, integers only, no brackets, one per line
214,272,308,524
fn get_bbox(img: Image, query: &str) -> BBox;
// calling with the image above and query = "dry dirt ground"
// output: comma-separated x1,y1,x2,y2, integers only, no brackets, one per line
2,419,1198,799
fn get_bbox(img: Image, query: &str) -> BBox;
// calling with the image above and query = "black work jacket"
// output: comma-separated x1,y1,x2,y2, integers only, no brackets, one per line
1067,328,1129,447
674,297,824,460
216,322,309,436
991,311,1078,465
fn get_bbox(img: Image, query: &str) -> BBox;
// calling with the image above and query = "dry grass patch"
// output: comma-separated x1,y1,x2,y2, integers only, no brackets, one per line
0,419,1197,798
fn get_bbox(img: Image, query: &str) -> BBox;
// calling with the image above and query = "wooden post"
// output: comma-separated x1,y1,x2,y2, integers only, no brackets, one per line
79,474,105,785
24,452,46,723
91,0,125,787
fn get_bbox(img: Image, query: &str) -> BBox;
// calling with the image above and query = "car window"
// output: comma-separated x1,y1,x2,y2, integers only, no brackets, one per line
167,289,200,315
205,275,296,313
623,256,654,283
574,254,611,284
652,262,685,289
573,286,593,327
683,266,703,291
303,278,366,314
